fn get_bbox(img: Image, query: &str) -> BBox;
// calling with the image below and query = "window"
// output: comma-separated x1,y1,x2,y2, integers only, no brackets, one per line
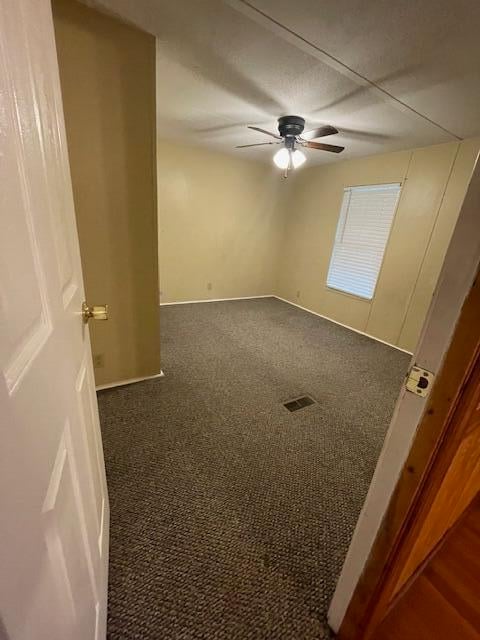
326,183,401,300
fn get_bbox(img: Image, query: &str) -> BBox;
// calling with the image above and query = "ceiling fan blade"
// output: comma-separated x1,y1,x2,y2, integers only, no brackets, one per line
247,125,282,140
301,125,339,140
235,142,280,148
304,141,345,153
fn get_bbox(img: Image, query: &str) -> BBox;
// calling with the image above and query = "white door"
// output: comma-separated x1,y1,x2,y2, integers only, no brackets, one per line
0,1,109,639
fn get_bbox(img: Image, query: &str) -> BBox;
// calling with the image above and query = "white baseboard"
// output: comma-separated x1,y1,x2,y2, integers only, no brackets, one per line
96,370,165,391
160,294,274,306
273,296,413,355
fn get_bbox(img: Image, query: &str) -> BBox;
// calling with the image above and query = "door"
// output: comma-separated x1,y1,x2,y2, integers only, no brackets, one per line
368,339,480,638
388,350,480,600
339,269,480,639
0,1,109,639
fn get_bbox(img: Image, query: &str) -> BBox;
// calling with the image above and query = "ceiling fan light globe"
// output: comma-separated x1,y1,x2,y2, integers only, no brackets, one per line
273,148,290,169
292,149,306,168
273,147,306,170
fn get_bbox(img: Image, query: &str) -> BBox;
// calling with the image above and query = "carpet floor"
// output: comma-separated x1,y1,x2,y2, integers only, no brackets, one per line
98,297,410,639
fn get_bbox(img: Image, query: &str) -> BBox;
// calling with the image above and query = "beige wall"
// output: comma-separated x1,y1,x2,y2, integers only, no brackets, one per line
53,0,160,386
276,138,479,352
157,139,287,303
158,136,478,352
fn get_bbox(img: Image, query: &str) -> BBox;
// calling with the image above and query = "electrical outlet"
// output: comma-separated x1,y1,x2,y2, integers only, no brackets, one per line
207,282,212,291
93,353,104,368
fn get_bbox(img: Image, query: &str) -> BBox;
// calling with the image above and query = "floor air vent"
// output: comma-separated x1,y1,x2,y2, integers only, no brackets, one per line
283,395,316,412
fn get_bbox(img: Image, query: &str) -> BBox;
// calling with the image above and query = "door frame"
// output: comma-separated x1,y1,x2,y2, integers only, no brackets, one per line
329,156,480,635
340,267,480,638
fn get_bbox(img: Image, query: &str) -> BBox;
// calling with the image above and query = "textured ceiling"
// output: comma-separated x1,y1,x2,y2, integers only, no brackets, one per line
86,0,480,164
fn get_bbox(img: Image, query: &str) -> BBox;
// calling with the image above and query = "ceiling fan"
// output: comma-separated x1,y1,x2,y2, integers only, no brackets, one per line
236,115,344,177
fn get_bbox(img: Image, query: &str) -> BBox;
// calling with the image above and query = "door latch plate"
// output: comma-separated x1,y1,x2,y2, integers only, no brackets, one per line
405,366,434,398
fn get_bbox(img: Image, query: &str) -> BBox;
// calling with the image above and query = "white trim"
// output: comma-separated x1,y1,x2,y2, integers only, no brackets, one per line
96,371,164,391
274,296,412,355
160,295,274,306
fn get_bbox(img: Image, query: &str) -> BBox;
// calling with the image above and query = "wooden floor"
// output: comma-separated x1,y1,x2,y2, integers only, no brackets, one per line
372,496,480,640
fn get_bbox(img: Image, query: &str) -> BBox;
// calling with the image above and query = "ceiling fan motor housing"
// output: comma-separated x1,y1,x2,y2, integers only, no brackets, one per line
278,115,305,139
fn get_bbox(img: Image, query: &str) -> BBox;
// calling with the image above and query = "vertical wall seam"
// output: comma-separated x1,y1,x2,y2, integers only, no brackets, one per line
395,142,461,348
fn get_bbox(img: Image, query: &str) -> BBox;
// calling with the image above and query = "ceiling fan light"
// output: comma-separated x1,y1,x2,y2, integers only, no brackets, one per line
273,147,290,169
292,149,306,168
273,147,306,170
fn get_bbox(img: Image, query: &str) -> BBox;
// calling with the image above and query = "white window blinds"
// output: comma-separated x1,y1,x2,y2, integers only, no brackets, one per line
326,183,401,300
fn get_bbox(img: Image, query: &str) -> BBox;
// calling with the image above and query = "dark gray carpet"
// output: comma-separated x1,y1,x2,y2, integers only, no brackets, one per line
98,297,410,639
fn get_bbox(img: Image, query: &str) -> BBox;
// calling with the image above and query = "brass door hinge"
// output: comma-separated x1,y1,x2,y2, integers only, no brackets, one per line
405,366,435,398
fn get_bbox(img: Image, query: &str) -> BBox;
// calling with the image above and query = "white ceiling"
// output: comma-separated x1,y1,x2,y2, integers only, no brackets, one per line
86,0,480,164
